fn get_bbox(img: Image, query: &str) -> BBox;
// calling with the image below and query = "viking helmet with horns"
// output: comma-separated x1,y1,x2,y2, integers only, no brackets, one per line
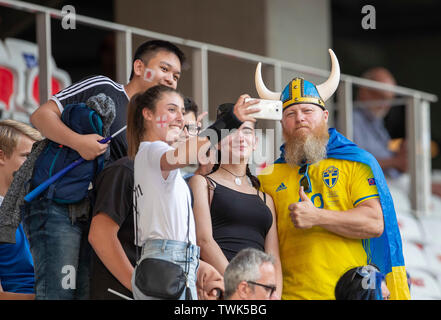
255,49,340,111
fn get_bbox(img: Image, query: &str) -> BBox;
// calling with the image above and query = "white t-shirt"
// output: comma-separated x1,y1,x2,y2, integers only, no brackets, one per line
134,141,196,247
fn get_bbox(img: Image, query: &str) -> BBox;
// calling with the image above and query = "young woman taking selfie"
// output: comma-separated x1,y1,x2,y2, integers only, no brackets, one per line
126,85,258,300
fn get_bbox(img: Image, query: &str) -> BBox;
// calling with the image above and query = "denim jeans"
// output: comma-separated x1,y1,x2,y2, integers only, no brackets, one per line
21,199,91,300
132,239,200,300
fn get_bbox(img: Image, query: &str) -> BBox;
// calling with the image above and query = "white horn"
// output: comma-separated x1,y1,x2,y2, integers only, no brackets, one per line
316,49,341,102
255,62,281,100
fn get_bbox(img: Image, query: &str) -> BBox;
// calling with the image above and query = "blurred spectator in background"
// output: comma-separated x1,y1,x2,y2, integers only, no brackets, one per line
353,67,441,197
223,248,278,300
353,67,403,179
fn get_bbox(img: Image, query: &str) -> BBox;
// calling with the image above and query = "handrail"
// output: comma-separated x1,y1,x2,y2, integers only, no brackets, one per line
0,0,437,217
0,0,437,102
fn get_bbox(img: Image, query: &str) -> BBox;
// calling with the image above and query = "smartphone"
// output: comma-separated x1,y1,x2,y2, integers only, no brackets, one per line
245,98,282,120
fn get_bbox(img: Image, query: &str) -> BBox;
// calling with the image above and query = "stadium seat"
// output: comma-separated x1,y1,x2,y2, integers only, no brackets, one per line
402,240,429,270
423,244,441,276
397,214,424,243
419,217,441,246
0,39,26,118
0,65,15,111
429,194,441,218
26,66,72,113
406,268,441,300
4,37,71,113
388,183,412,216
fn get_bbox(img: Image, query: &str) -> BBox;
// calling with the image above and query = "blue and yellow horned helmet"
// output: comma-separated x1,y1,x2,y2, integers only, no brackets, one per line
255,49,340,111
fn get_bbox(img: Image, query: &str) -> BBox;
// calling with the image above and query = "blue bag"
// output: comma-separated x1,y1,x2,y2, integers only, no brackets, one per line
31,103,105,204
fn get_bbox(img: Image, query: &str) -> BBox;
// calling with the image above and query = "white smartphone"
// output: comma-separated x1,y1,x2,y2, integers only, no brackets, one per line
245,98,282,120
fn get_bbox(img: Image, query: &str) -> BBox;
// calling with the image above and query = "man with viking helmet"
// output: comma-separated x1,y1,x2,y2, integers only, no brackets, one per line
257,50,410,300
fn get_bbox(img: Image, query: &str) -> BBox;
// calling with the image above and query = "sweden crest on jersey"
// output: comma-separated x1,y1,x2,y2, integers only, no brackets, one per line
323,166,339,188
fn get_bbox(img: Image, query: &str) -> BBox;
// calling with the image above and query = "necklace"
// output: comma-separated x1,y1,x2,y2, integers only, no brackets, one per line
220,167,246,186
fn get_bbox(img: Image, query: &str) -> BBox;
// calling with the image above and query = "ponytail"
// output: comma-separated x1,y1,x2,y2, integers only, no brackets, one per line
127,93,144,159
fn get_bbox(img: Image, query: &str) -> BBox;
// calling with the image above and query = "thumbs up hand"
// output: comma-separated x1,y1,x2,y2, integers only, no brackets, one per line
288,186,320,229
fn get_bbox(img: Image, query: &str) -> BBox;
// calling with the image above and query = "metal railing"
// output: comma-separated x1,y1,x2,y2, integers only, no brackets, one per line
0,0,438,217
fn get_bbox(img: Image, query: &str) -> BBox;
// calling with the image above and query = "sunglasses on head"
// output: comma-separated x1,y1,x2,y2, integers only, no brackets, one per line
299,163,312,193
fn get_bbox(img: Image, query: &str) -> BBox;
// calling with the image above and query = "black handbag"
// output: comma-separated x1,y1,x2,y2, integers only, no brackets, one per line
133,184,192,300
134,257,187,299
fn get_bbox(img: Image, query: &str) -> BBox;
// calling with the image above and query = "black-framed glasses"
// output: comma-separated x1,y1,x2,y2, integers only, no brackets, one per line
184,123,201,136
299,163,312,193
247,281,277,297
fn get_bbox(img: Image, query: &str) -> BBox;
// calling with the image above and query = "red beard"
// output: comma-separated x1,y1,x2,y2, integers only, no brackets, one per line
283,120,329,166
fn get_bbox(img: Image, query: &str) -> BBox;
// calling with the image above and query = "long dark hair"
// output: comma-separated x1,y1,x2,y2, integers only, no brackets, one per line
127,85,183,159
210,103,260,189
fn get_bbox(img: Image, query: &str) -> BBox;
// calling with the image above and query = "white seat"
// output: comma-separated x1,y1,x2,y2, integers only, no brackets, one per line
402,241,429,270
4,38,71,113
388,183,411,215
420,217,441,246
423,244,441,276
429,194,441,219
407,268,441,300
396,214,424,243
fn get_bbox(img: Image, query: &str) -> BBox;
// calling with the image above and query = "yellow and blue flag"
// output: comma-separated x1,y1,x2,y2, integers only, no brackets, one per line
325,128,410,299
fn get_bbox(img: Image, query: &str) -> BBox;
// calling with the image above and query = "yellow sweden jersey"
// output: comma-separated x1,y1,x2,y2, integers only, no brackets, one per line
259,158,379,300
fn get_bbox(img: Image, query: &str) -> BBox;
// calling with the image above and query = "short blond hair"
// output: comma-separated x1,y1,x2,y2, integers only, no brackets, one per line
0,120,44,157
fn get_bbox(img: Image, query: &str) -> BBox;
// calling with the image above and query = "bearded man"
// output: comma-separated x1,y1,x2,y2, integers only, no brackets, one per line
256,50,410,300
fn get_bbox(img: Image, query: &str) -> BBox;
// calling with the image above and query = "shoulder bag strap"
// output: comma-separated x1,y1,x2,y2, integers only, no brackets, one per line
133,184,142,263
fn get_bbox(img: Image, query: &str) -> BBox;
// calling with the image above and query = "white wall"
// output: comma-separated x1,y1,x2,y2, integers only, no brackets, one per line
265,0,332,72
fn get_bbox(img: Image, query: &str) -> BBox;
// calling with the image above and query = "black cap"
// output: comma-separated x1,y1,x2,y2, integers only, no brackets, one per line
216,103,234,120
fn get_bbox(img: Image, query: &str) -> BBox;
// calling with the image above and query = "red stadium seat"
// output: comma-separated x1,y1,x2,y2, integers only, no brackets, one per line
4,37,71,114
0,65,14,111
29,73,62,110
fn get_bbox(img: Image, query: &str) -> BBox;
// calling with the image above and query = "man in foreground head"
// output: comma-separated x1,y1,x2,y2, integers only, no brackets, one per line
224,248,278,300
